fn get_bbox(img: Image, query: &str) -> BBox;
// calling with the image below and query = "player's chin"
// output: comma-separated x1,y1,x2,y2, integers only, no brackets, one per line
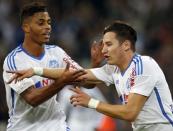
107,60,115,65
42,38,50,43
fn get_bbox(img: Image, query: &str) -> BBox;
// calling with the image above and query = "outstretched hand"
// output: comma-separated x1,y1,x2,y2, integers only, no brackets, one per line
55,63,87,85
6,68,34,84
70,86,91,107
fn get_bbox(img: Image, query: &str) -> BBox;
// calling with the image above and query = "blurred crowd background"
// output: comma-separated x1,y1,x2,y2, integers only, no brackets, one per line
0,0,173,131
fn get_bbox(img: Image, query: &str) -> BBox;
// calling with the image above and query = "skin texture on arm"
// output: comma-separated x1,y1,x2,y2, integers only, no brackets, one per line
7,67,102,85
43,68,65,79
16,64,86,107
96,93,147,122
80,69,103,84
70,87,147,122
7,68,65,83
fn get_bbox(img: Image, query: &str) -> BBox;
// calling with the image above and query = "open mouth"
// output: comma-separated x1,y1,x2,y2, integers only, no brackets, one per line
42,33,50,39
104,55,110,59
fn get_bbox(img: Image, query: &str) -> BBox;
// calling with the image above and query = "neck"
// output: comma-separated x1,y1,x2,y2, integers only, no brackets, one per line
23,37,44,57
118,51,135,72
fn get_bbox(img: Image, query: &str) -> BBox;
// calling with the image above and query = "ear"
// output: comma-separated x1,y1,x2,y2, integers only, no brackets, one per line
123,40,131,51
22,23,30,33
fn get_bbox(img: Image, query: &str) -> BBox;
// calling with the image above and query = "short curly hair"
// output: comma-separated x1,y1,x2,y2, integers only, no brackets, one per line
20,2,48,24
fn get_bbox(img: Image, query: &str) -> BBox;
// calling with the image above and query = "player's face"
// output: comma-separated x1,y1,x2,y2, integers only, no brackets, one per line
102,32,124,65
27,12,51,44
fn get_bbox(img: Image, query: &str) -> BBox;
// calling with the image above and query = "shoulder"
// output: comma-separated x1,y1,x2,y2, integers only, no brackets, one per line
133,54,158,67
101,64,119,74
138,55,160,74
3,45,23,70
141,55,159,67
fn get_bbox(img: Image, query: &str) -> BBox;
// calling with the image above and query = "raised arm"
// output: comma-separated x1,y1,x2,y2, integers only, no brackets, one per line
7,67,65,83
6,64,86,107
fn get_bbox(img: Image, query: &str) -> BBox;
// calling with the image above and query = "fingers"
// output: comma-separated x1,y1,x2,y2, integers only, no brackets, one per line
73,70,87,79
70,95,82,107
65,62,70,71
17,74,29,81
6,70,25,75
6,70,16,74
7,74,18,84
69,87,82,94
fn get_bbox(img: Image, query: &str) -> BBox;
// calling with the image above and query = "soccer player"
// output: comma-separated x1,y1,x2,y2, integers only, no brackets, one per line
6,21,173,131
3,2,86,131
71,21,173,131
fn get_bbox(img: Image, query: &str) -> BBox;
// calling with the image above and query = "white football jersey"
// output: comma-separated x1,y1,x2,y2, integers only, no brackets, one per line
90,54,173,128
3,44,81,131
58,86,107,131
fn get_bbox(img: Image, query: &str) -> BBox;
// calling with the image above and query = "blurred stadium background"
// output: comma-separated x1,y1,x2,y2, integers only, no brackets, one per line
0,0,173,131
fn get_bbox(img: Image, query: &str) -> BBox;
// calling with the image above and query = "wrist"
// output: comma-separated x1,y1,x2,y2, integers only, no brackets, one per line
88,98,100,109
33,67,43,76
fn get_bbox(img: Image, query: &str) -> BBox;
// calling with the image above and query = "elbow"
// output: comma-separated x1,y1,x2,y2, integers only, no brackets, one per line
24,95,40,107
27,101,39,107
125,114,137,122
124,110,139,122
121,104,140,122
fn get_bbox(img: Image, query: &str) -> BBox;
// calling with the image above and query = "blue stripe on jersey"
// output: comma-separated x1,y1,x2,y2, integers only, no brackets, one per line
121,54,137,76
11,89,15,109
66,127,70,131
138,56,143,74
7,46,22,116
7,46,21,70
7,55,13,70
133,56,139,75
7,46,22,70
154,87,173,126
132,55,143,75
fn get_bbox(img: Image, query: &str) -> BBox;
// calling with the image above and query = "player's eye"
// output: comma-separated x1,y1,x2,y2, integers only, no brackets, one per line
47,20,51,25
38,22,44,26
106,42,112,47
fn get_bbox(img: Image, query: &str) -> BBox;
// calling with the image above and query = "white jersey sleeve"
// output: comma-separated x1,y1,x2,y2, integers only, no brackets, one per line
130,57,159,96
3,57,34,94
90,64,116,86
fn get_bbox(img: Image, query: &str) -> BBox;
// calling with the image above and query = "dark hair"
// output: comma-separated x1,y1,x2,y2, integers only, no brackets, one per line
103,20,137,51
20,2,48,24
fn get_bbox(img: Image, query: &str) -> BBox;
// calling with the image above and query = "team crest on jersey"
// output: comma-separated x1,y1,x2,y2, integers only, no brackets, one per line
49,60,59,68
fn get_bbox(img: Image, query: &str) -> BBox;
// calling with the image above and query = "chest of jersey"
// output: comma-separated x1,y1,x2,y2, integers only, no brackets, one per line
112,63,137,104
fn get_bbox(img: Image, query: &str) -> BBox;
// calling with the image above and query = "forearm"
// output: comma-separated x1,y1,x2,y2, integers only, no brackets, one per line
21,80,65,107
42,68,65,79
96,102,137,122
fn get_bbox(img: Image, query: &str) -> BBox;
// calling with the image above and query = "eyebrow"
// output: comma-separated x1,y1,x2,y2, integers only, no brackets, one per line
103,41,112,44
37,18,51,21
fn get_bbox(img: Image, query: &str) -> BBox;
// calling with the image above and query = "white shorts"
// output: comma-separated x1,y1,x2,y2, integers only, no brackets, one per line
133,123,173,131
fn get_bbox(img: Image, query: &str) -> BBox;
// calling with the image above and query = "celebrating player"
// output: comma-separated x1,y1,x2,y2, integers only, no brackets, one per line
3,2,86,131
6,20,173,131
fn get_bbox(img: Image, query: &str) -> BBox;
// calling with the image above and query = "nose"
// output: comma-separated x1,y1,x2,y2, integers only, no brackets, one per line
45,23,51,31
102,44,107,54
